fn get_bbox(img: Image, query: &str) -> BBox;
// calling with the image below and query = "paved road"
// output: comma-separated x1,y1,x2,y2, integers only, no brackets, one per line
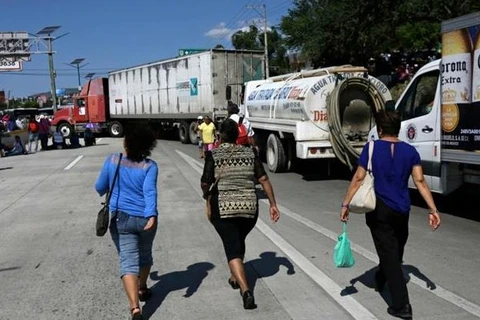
0,138,479,320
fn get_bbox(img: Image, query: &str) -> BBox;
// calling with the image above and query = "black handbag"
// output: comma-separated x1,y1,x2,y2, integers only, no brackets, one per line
96,153,122,236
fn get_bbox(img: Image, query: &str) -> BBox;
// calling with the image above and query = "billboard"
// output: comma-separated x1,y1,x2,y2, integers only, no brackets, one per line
0,59,22,71
0,31,30,60
441,22,480,151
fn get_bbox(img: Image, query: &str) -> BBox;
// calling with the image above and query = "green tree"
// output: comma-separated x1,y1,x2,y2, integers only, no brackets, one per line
281,0,480,67
231,25,290,76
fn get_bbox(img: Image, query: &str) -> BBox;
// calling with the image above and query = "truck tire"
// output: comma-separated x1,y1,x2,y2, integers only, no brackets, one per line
58,122,73,138
267,134,287,173
189,121,198,145
179,121,190,144
109,121,124,137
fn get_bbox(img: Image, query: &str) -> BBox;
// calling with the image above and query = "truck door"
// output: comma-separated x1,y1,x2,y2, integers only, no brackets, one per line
395,69,440,190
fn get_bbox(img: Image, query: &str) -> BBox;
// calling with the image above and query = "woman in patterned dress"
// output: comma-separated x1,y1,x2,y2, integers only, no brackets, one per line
201,119,279,310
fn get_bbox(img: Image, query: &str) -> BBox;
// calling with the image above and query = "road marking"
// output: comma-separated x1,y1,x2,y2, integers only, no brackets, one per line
176,149,480,318
97,138,103,142
256,219,378,320
262,201,480,318
64,155,84,171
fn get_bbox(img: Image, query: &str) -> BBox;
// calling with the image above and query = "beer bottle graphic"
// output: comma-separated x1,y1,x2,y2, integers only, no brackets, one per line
441,29,472,133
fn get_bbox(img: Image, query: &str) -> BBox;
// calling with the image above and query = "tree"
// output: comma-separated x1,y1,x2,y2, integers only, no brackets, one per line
280,0,480,67
231,25,290,76
214,44,225,49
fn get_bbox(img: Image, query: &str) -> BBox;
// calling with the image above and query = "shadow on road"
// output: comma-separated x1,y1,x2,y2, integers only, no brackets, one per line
245,251,295,292
340,264,436,306
0,266,20,272
410,187,480,222
142,262,215,319
0,166,13,171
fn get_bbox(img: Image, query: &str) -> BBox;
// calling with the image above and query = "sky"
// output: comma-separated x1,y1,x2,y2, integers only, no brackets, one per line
0,0,293,98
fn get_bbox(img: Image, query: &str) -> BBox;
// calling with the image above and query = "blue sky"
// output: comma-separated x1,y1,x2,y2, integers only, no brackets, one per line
0,0,293,98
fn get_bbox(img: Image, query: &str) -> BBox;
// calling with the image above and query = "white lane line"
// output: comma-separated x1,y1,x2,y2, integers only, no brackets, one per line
177,149,480,318
260,203,480,318
256,219,378,320
97,138,103,142
176,150,376,319
64,155,84,171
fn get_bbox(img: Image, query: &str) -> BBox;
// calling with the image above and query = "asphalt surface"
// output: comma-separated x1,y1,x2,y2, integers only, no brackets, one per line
0,137,479,320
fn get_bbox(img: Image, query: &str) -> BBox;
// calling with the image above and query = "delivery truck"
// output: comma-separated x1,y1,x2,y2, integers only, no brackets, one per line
239,65,392,172
368,12,480,194
51,49,265,143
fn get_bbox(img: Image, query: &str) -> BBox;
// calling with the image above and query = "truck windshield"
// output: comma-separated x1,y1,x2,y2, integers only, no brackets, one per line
396,70,439,120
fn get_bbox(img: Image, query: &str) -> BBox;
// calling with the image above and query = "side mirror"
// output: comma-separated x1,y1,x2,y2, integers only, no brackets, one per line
226,85,232,100
385,100,395,111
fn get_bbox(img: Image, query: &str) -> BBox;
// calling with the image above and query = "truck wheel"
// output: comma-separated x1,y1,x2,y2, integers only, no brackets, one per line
58,122,73,138
189,121,198,145
179,121,190,144
109,121,124,137
267,134,287,173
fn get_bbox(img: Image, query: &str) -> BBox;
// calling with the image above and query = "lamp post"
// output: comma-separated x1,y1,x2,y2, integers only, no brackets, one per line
84,73,95,81
66,58,87,88
36,26,61,112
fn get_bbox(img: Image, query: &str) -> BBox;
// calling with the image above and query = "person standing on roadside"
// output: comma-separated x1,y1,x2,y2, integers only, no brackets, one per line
340,110,441,320
198,115,216,153
38,114,51,151
95,125,159,320
27,116,40,153
194,116,204,158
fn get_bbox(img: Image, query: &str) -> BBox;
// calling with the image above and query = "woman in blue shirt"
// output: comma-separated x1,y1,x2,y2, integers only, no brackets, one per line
340,111,441,319
95,126,158,320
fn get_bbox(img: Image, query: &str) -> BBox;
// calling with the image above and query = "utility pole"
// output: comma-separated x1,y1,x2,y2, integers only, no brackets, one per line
46,37,57,112
247,3,269,78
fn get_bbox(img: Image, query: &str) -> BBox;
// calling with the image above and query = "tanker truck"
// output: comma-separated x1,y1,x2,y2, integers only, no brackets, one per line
237,65,392,172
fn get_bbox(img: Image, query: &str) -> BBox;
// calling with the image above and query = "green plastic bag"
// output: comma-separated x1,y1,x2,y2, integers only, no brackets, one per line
334,223,355,268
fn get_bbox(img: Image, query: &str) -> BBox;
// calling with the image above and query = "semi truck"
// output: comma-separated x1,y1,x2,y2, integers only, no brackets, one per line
239,65,392,172
51,49,265,142
368,12,480,194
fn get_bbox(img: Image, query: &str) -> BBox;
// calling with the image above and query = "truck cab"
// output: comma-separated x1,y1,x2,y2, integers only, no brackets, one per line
51,78,109,138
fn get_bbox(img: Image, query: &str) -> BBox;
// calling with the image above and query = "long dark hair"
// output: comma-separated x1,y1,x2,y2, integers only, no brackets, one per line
124,125,157,162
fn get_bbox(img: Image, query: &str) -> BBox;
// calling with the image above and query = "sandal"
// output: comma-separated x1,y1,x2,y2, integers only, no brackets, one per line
130,306,142,320
139,287,152,302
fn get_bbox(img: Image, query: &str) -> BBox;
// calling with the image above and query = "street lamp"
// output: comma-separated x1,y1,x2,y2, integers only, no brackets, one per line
66,58,87,88
36,25,61,112
84,73,95,81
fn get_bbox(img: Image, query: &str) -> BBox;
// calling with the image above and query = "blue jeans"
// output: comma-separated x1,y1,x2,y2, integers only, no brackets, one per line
110,211,157,277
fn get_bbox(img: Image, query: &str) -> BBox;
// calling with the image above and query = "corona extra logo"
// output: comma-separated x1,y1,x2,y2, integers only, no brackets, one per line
442,89,457,102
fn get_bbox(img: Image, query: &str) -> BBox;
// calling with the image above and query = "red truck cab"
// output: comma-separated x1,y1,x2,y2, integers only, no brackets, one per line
51,78,109,138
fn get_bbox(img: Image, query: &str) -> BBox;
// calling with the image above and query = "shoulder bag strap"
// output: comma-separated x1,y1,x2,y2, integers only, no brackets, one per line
105,153,123,204
367,141,374,173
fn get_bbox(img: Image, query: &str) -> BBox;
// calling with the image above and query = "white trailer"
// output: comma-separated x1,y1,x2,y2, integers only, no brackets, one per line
107,49,264,143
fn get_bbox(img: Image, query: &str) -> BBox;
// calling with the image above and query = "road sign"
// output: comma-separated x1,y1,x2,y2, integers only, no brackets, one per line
0,59,22,71
178,49,207,57
0,31,31,61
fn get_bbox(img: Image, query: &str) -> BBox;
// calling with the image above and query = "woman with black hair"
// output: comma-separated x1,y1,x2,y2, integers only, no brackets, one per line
340,111,441,319
201,119,279,310
95,125,158,320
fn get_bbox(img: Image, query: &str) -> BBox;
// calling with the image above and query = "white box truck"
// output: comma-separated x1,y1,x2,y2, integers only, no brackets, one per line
369,12,480,194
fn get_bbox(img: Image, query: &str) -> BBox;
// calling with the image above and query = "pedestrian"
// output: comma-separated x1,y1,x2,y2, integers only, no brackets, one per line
27,116,40,153
227,101,255,146
197,115,216,153
4,135,26,156
38,114,50,151
201,119,280,310
340,110,441,319
194,116,204,158
94,125,158,320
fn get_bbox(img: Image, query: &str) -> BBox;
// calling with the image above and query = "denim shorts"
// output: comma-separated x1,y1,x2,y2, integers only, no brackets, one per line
109,211,157,277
